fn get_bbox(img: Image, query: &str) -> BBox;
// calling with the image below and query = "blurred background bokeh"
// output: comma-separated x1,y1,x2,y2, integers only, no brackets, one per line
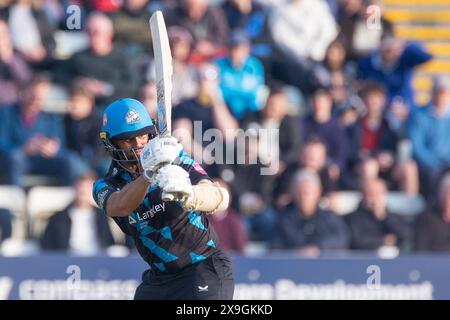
1,0,450,300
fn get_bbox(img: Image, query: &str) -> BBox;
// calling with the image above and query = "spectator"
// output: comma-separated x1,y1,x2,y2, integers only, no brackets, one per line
337,0,393,61
242,86,302,173
168,26,199,106
112,0,153,87
409,76,450,196
0,208,12,244
0,76,78,186
7,0,57,69
221,0,272,61
227,131,277,243
345,178,411,251
271,169,350,256
0,19,32,106
208,179,248,254
275,138,339,209
269,0,338,62
358,36,432,128
113,0,152,54
64,83,108,176
348,82,419,195
337,94,366,132
57,12,139,107
342,157,384,192
323,40,357,110
173,63,238,166
301,89,349,172
41,172,115,255
268,0,337,95
415,173,450,252
166,0,229,64
216,30,266,121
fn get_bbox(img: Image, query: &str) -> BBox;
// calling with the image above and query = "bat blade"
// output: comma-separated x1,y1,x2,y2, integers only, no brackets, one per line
150,11,173,136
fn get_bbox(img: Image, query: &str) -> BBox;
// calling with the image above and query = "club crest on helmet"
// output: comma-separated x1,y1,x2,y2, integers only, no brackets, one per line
125,109,141,124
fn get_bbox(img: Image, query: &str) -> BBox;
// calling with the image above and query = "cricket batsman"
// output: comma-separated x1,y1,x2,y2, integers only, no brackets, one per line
92,98,234,300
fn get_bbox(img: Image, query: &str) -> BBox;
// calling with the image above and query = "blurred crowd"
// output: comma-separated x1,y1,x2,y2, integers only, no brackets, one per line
1,0,450,257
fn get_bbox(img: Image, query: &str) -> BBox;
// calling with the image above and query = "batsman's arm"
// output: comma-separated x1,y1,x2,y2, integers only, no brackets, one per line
105,176,151,217
185,179,230,214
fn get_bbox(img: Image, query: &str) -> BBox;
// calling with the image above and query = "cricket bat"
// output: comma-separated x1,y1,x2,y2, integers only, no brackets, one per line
149,11,176,201
150,10,173,137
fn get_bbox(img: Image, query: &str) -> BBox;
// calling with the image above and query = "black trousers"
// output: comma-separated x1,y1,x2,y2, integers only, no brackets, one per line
134,251,235,300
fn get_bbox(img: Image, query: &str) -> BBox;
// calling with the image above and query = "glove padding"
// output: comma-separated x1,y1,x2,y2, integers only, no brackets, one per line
140,136,182,172
155,164,194,202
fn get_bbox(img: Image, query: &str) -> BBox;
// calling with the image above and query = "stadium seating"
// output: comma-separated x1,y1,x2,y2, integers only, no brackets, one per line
323,190,425,218
27,186,75,239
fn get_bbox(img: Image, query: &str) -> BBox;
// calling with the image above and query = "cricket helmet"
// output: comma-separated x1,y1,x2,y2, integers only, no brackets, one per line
100,98,157,168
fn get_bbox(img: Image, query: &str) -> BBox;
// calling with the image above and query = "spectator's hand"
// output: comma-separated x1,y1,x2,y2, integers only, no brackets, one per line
297,245,320,258
195,40,217,58
377,151,394,170
201,77,222,104
239,192,265,215
25,45,46,62
328,163,340,181
39,137,60,158
383,234,397,246
390,98,409,121
24,135,44,156
0,39,13,63
78,77,113,97
272,160,286,177
275,193,292,210
372,198,388,221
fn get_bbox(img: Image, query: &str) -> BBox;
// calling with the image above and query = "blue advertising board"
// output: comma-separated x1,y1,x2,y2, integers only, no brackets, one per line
0,254,449,300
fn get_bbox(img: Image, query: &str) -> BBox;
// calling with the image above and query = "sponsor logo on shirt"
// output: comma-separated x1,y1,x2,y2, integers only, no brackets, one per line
128,202,166,224
97,189,109,209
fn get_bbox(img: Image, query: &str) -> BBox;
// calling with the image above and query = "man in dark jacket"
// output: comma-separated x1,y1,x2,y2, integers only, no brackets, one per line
271,169,350,256
301,89,349,173
64,83,108,175
57,12,138,107
41,173,115,254
415,173,450,252
346,178,411,251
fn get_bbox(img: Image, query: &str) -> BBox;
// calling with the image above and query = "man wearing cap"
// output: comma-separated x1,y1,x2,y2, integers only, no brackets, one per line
92,98,234,299
409,76,450,195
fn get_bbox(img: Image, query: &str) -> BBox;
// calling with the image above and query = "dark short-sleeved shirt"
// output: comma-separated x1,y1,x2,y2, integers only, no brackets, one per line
93,151,220,274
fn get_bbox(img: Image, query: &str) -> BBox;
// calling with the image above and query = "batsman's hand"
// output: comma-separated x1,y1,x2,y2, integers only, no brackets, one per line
155,165,194,203
140,136,182,172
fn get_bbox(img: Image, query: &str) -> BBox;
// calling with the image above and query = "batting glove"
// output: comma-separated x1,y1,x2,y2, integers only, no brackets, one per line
154,164,194,203
140,136,182,173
